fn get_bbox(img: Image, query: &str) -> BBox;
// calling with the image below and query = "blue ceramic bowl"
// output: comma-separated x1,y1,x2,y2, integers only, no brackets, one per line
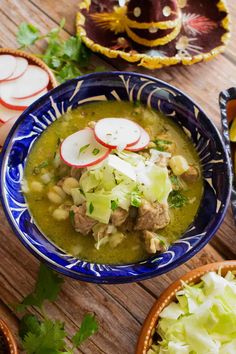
0,72,232,284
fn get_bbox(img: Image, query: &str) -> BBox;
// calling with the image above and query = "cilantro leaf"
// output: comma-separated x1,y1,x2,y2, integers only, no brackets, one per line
69,210,75,226
64,37,81,61
17,22,41,47
79,144,90,154
19,314,41,340
22,319,66,354
130,188,142,208
168,190,188,208
92,148,100,156
111,200,119,211
153,139,172,152
72,314,98,348
89,202,94,214
18,264,64,311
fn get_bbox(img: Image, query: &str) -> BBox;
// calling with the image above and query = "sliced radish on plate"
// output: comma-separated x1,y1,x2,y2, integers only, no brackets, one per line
0,103,22,123
8,65,49,99
0,116,18,147
0,88,48,110
125,127,150,151
0,55,16,81
94,118,141,149
6,57,28,81
60,128,111,168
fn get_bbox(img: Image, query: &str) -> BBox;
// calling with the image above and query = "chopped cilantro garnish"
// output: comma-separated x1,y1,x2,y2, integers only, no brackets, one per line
69,210,75,226
89,202,94,214
33,160,49,175
154,139,172,152
170,175,179,188
79,188,85,196
79,144,90,154
111,200,119,211
168,190,188,208
133,100,141,107
130,188,142,208
92,148,100,156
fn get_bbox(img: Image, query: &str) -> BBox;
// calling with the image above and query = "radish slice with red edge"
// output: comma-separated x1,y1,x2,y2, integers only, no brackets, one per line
0,103,22,123
0,55,16,81
5,57,28,81
60,128,111,168
94,118,141,149
0,116,18,147
10,65,49,99
0,89,48,110
125,127,150,151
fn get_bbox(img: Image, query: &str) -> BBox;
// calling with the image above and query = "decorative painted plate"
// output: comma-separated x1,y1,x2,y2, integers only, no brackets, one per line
0,72,232,283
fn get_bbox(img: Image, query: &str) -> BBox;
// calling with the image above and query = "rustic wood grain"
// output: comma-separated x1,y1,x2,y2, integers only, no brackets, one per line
0,0,235,353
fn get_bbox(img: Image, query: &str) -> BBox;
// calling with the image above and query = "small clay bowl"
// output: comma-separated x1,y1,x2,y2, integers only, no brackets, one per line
136,260,236,354
0,319,18,354
0,48,57,90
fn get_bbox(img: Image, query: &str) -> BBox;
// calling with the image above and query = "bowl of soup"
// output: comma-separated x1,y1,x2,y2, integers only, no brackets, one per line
0,72,231,283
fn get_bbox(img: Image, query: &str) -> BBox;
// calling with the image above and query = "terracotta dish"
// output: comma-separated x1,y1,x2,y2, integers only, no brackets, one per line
0,318,18,354
136,260,236,354
0,48,57,90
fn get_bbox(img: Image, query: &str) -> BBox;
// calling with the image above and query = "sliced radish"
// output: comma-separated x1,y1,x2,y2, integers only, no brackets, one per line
94,118,141,149
0,89,48,111
0,103,22,123
5,57,28,81
125,127,150,151
7,65,49,99
0,55,16,81
60,128,111,168
0,116,18,146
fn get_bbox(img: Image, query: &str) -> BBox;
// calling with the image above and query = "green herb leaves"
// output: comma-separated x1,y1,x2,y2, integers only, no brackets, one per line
17,264,98,353
89,202,94,214
168,190,188,208
154,139,172,152
72,314,98,347
111,200,119,211
130,187,142,208
16,20,91,83
17,264,64,312
22,318,66,354
79,144,90,155
17,23,41,47
33,160,49,175
92,148,100,156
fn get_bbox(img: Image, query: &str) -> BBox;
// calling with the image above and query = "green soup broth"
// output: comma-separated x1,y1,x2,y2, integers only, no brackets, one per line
24,101,203,264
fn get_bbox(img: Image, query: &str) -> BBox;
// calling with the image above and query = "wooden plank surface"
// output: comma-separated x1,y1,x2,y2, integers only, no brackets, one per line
0,1,235,353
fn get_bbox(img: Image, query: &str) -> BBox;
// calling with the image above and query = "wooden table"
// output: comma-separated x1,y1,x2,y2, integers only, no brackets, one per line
0,1,235,353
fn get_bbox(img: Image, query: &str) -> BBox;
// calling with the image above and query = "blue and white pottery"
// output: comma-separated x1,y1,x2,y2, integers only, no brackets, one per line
219,87,236,223
0,72,232,284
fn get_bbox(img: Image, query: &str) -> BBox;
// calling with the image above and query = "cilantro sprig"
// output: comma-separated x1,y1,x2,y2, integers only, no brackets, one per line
17,264,98,353
16,20,91,83
168,190,188,209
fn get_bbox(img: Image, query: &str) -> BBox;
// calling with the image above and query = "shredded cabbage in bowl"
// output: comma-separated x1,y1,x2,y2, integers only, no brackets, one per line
149,271,236,354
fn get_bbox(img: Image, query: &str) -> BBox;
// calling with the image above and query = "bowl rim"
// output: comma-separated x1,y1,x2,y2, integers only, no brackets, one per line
0,71,232,283
0,318,18,354
0,48,57,89
136,260,236,354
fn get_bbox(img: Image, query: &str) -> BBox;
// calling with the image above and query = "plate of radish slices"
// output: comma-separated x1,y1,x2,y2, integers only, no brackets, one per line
60,118,150,168
0,49,57,147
